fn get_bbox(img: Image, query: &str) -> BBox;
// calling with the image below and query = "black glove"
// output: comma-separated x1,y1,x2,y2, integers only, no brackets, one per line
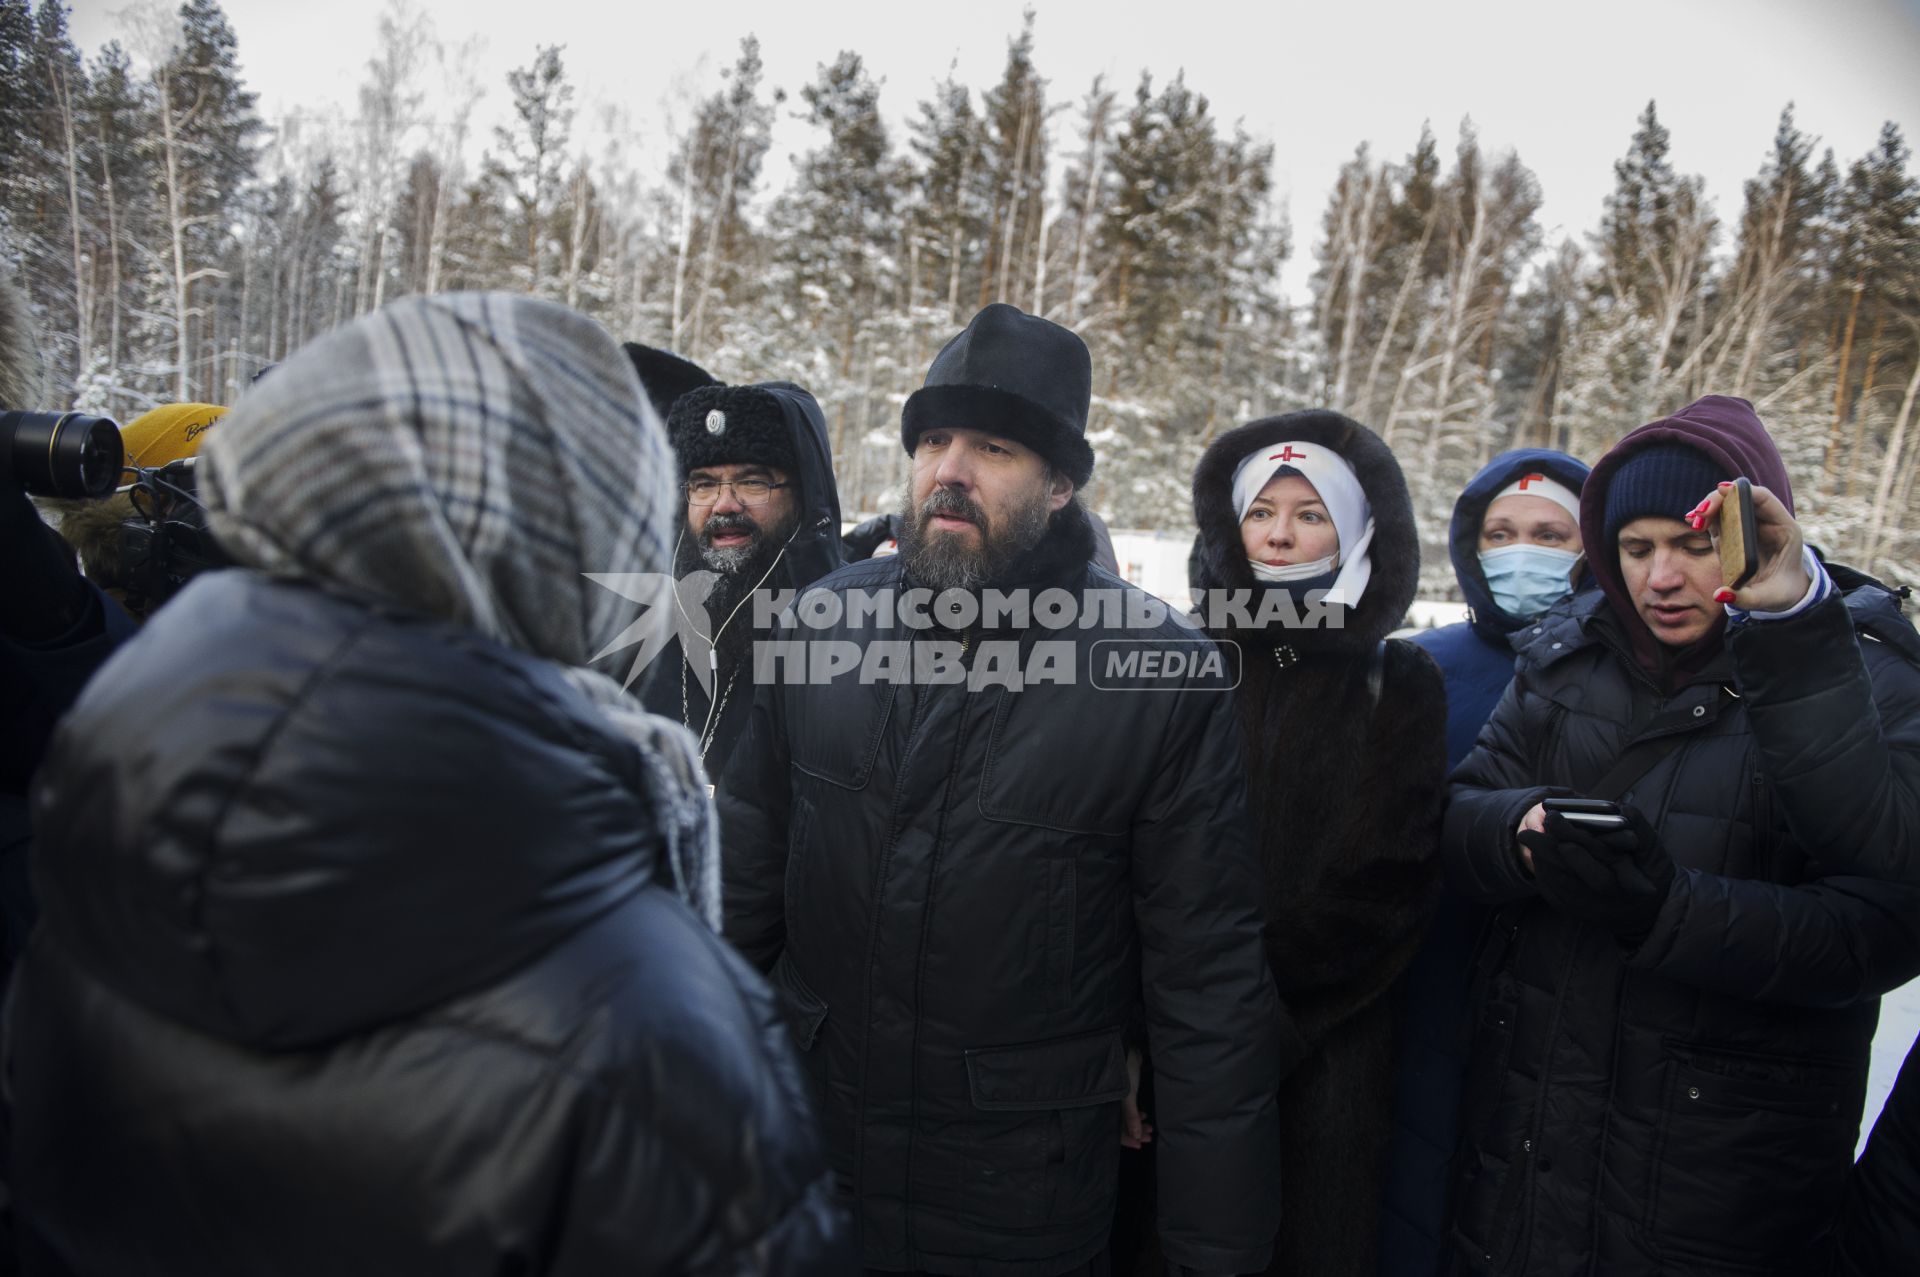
1518,803,1676,945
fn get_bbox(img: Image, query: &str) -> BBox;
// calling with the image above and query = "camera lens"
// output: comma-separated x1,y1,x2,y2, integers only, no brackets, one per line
2,411,125,498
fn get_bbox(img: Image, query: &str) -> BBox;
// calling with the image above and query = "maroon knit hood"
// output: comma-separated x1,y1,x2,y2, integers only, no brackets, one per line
1578,395,1794,684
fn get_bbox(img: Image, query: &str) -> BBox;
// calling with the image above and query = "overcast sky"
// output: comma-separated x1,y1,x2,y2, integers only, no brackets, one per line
69,0,1920,298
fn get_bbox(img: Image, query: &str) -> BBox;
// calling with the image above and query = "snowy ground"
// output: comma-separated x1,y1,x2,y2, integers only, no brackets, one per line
1103,532,1917,1153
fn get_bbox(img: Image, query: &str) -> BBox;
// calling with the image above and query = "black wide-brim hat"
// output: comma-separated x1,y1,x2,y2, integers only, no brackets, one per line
900,303,1095,486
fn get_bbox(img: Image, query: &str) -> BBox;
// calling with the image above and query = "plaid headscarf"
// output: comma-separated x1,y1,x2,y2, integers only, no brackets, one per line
200,292,720,930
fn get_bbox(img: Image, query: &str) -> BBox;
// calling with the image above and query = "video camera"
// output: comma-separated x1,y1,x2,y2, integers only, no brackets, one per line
2,402,230,616
0,409,124,498
116,456,230,615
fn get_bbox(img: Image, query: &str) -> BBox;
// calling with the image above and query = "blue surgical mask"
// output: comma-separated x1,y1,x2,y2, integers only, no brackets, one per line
1480,544,1579,621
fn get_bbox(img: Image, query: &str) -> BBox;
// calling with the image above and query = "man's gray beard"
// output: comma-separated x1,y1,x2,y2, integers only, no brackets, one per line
700,542,757,574
676,512,795,664
899,484,1052,593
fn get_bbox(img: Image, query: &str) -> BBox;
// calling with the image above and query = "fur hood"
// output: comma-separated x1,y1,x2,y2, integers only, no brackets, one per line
38,493,132,583
1192,410,1421,655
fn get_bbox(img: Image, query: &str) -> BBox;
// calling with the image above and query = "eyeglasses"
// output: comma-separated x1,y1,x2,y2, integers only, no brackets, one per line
685,477,790,506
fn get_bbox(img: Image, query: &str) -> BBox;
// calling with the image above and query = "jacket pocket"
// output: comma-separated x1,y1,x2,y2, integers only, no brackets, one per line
766,950,828,1051
976,687,1131,836
961,1029,1129,1227
965,1028,1129,1111
790,683,894,790
1643,1042,1860,1270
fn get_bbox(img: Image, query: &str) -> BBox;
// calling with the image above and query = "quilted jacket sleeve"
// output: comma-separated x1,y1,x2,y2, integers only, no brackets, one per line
1442,669,1563,906
1132,677,1284,1275
715,682,794,973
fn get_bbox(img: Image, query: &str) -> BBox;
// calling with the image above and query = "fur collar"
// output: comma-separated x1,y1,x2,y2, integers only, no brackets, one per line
40,493,134,583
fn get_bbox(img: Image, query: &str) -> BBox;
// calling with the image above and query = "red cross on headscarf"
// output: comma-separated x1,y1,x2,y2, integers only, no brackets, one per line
1516,473,1547,490
1270,445,1308,463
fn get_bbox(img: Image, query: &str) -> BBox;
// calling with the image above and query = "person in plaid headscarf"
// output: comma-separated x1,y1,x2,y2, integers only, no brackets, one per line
4,293,850,1273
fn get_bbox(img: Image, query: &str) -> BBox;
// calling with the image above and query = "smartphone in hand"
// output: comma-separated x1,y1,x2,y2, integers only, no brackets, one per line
1716,476,1758,592
1542,797,1628,830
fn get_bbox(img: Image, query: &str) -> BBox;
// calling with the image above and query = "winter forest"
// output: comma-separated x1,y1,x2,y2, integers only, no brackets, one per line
3,0,1918,593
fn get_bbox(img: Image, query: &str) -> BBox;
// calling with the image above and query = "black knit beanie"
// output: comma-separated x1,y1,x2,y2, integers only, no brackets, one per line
1601,442,1729,545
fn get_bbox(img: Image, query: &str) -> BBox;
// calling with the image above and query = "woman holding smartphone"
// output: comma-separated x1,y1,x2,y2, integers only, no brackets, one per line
1441,395,1920,1277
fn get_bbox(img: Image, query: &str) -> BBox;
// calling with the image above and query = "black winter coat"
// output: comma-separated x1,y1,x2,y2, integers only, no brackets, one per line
4,571,850,1275
1189,412,1446,1277
1734,575,1920,1277
719,505,1284,1275
1443,578,1920,1277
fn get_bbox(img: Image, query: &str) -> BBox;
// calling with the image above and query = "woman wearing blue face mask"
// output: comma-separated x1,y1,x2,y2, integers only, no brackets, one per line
1478,478,1582,622
1378,447,1588,1277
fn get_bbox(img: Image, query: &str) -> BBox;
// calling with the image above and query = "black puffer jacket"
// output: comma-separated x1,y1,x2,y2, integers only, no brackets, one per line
5,571,850,1275
1189,412,1446,1277
719,504,1283,1275
1443,573,1920,1276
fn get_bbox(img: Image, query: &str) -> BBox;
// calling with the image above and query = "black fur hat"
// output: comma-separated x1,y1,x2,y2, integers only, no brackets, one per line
668,383,800,478
623,342,717,422
900,303,1095,486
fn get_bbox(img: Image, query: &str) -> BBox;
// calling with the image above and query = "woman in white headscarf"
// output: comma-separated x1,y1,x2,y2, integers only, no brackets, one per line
5,293,850,1274
1178,409,1445,1276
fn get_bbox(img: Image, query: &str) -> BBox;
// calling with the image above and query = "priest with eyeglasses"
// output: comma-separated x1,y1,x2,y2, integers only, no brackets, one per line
640,377,845,785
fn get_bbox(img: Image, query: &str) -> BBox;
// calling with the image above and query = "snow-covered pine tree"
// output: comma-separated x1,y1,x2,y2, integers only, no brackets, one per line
73,40,156,412
1592,101,1717,423
904,67,990,331
977,12,1047,311
488,44,573,297
139,0,262,403
767,50,903,514
665,35,778,364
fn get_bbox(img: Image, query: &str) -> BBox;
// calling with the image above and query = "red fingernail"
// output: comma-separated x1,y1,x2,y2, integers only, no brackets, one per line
1714,588,1735,603
1718,481,1733,489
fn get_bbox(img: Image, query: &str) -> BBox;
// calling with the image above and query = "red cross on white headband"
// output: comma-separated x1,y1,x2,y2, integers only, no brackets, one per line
1491,471,1581,523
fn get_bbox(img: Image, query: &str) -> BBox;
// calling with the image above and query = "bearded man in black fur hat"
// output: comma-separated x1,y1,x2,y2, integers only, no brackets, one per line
720,303,1283,1276
641,378,844,780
